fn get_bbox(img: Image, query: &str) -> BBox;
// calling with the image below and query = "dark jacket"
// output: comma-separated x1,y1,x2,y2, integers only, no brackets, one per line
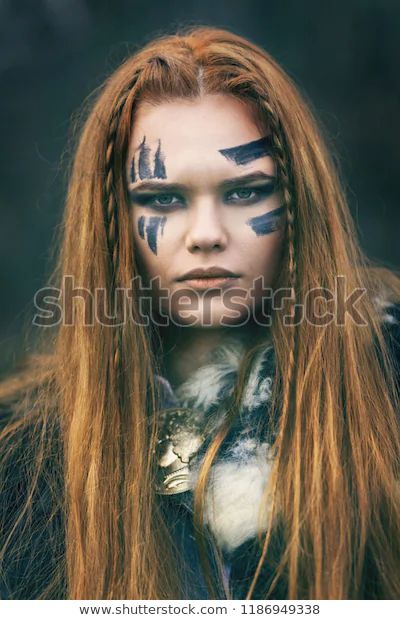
0,301,399,600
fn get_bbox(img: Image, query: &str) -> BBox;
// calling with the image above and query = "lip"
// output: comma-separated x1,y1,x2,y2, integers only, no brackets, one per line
180,276,240,290
176,266,241,282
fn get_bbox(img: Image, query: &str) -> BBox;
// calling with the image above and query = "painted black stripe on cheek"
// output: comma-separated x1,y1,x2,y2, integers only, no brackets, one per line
246,205,286,236
219,135,274,166
146,216,167,254
137,215,145,239
137,215,166,254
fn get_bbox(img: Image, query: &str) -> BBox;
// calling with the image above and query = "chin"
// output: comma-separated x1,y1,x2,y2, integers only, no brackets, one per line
169,304,251,328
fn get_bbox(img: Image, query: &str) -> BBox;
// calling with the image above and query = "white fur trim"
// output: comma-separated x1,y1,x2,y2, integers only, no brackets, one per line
175,342,244,410
189,442,275,552
383,312,398,325
373,296,399,324
241,346,274,410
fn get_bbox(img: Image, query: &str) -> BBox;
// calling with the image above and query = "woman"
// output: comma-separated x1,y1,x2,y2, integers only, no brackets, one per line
0,26,399,600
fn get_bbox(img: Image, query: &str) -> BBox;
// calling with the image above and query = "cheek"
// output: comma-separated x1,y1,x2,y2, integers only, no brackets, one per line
260,233,285,282
131,211,165,255
131,212,176,278
136,214,167,256
241,226,285,280
245,204,286,237
239,203,286,267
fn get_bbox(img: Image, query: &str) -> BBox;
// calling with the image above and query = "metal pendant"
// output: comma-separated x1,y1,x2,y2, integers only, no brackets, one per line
154,407,205,495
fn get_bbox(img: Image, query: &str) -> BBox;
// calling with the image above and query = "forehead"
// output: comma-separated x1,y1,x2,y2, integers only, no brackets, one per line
128,94,271,181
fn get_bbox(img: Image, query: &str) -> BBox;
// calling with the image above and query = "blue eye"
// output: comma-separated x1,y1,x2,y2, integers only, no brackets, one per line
131,192,186,210
229,188,257,201
225,183,276,204
153,194,181,207
130,182,276,211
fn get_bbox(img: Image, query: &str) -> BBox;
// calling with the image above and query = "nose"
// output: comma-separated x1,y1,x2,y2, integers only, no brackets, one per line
185,200,228,254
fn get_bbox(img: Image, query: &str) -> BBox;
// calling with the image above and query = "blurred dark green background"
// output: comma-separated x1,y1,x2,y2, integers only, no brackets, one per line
0,0,399,375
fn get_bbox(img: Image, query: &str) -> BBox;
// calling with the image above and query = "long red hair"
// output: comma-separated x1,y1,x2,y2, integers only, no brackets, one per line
1,26,399,599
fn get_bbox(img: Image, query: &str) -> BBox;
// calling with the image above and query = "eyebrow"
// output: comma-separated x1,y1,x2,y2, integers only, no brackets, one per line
128,172,277,198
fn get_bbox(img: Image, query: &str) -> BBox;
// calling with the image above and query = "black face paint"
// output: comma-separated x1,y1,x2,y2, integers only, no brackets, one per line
246,205,286,236
137,215,145,239
130,136,167,182
153,139,167,179
137,215,167,255
219,135,274,166
138,136,152,179
130,156,136,183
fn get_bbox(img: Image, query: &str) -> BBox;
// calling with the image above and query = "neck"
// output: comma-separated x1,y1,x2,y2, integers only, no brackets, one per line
157,321,271,389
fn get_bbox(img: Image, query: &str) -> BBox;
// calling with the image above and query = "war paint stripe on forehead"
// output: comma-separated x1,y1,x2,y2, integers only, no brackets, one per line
154,139,167,179
130,155,136,183
130,136,167,182
219,135,274,166
246,205,286,236
138,136,152,179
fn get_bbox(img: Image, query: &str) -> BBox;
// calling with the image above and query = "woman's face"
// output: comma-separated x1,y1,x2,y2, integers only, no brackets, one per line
126,93,286,327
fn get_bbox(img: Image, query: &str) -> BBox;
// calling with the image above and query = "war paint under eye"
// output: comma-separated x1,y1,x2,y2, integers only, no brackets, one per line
146,216,166,254
137,215,145,239
219,135,274,166
246,205,286,236
137,215,167,255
